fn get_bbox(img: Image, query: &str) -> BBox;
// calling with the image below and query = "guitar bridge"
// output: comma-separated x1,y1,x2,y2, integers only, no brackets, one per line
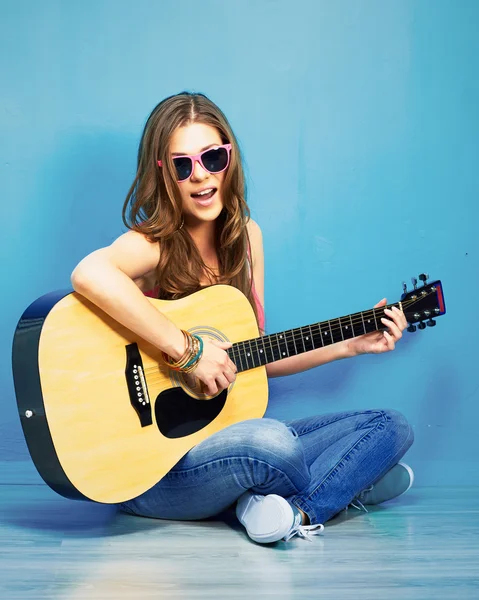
125,343,152,427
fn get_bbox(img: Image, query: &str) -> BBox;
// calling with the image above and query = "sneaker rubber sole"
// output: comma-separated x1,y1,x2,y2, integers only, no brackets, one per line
236,492,295,543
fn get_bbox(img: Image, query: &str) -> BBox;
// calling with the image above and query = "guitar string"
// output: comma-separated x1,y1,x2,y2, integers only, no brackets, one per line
143,291,436,374
227,290,438,355
142,290,438,375
143,298,432,382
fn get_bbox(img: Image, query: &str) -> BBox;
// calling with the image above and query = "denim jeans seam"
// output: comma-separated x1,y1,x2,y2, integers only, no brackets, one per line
291,409,386,438
167,456,306,495
311,421,387,496
367,421,414,485
291,419,387,522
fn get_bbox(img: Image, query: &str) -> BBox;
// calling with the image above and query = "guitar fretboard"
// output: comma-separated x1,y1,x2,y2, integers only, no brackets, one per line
227,303,401,373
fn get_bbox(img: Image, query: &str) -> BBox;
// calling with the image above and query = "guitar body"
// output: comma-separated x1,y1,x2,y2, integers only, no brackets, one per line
13,273,446,505
13,285,267,504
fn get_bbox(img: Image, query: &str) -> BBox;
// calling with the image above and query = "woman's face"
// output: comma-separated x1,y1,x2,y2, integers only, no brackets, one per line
169,123,227,226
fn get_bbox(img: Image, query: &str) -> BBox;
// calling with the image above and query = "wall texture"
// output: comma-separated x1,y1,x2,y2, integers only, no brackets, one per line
1,0,477,486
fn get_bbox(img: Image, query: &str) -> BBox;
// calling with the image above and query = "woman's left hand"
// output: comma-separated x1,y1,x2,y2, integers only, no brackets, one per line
346,298,408,357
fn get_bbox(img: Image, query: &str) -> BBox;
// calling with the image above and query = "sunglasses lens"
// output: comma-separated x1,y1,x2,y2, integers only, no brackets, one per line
173,157,193,181
202,147,229,173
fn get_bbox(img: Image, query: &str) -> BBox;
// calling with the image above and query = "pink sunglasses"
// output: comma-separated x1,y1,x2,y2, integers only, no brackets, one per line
158,143,232,182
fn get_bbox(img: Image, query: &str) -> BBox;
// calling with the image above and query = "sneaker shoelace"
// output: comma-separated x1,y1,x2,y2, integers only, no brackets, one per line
349,485,374,513
284,511,325,542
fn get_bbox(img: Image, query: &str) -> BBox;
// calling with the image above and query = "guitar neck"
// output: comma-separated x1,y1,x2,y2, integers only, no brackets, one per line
228,302,401,373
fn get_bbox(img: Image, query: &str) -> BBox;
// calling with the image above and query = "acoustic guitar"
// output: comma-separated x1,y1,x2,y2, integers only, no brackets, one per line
12,274,445,504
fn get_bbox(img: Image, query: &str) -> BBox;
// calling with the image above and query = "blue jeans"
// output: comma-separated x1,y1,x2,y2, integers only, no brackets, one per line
119,409,414,525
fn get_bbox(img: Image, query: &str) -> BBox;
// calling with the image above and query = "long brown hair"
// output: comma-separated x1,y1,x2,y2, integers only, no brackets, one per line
122,92,260,327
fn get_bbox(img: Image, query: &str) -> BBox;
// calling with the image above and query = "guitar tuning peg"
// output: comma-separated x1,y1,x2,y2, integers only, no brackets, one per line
407,324,417,333
411,277,418,290
418,321,426,330
419,273,429,285
427,319,436,327
402,282,408,294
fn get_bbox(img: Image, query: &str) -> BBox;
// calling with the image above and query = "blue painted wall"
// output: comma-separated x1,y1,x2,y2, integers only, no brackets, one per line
1,0,477,485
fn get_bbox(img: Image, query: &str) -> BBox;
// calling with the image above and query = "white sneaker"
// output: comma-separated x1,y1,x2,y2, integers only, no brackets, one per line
357,462,414,506
236,492,324,544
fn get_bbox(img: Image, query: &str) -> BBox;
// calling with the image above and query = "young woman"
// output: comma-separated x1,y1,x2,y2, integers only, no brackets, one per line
71,92,414,544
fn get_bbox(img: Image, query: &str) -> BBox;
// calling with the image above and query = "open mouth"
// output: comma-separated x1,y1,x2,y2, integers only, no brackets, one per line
191,188,217,203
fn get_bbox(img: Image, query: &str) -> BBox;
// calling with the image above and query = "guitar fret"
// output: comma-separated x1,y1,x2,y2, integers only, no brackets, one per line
250,338,258,368
360,311,366,335
364,311,376,333
254,339,261,365
233,343,244,372
291,328,299,356
262,337,269,365
287,332,297,357
326,320,333,345
238,342,247,372
268,333,277,362
302,326,314,352
338,317,345,341
241,341,250,370
268,335,278,360
272,333,281,360
248,339,257,368
300,327,307,353
232,300,408,373
247,340,256,368
349,314,355,337
261,336,270,363
251,339,260,367
330,318,341,344
351,312,364,337
283,332,290,357
309,325,317,349
277,332,289,358
377,307,387,330
340,315,353,340
255,337,266,366
341,317,349,340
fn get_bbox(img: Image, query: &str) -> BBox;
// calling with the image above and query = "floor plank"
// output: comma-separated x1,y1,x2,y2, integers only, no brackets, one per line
1,474,478,599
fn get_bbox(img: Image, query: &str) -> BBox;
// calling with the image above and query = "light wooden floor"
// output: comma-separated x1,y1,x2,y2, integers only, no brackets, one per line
1,466,478,599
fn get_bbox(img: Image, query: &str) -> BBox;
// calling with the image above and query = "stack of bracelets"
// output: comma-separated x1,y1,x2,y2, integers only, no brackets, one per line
161,330,204,373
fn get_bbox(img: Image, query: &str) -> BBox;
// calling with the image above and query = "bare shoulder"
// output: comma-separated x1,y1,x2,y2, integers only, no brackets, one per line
107,230,160,283
246,217,263,240
245,219,264,303
246,218,263,262
73,229,160,284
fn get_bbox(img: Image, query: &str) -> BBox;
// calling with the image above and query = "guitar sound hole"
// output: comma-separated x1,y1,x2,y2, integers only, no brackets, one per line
155,387,228,439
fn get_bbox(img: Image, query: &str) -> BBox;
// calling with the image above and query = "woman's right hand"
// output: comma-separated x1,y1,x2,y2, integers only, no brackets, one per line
191,338,237,396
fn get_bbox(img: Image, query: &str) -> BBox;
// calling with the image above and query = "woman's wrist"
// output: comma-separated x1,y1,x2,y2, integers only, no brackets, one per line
162,328,187,361
338,339,358,359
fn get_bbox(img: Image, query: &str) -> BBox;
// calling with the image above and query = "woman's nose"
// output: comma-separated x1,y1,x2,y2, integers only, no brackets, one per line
190,158,208,181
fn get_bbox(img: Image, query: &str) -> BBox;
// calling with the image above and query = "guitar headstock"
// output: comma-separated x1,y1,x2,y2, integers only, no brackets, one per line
400,274,446,332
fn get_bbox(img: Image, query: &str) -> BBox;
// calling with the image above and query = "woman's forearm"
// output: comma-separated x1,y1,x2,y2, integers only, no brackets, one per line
265,340,354,378
71,256,185,360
